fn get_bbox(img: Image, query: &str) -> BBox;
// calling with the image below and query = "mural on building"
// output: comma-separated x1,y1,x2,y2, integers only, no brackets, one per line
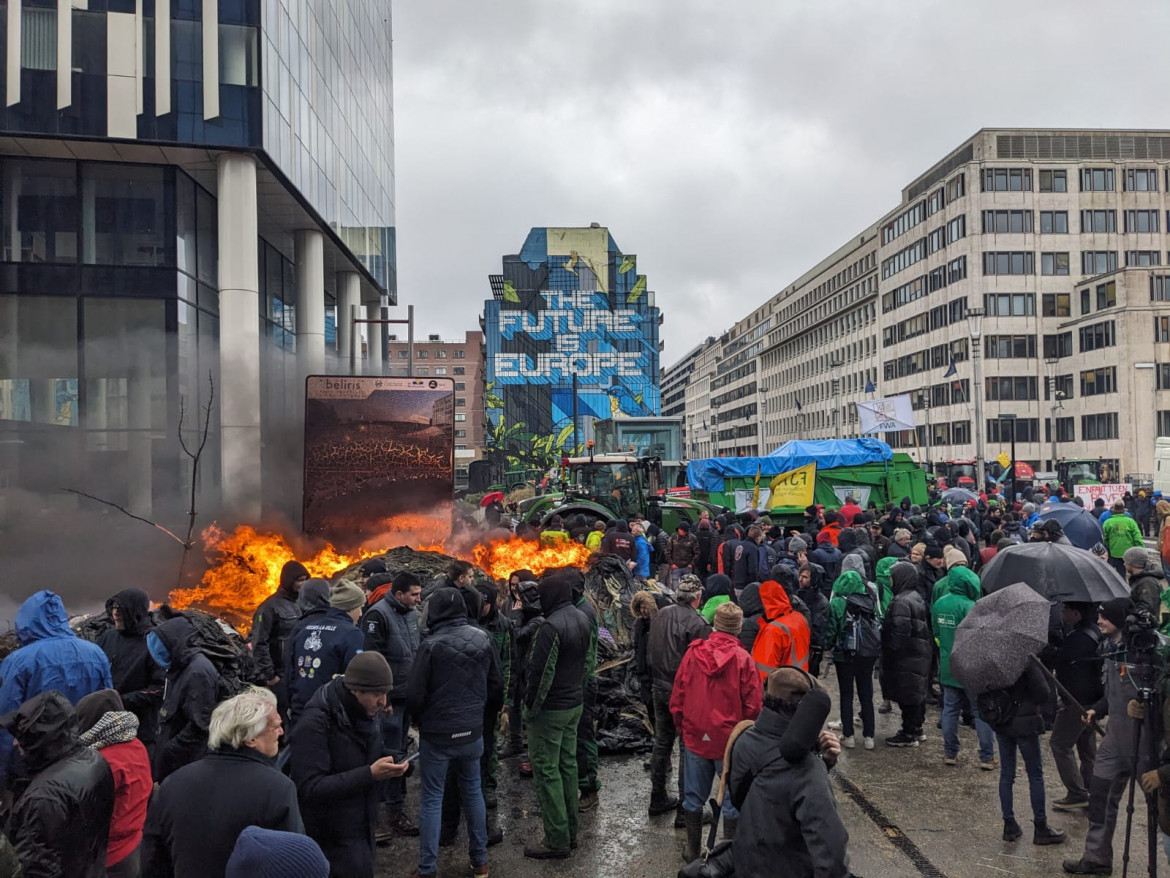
483,227,661,473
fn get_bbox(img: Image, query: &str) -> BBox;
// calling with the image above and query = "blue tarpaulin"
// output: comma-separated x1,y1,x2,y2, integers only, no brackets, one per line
686,438,894,493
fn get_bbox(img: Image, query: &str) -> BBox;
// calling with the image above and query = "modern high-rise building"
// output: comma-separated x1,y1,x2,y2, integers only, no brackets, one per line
386,330,485,488
482,225,661,474
673,129,1170,482
0,0,396,534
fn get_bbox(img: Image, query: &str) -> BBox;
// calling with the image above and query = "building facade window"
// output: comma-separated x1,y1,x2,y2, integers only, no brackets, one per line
1046,374,1074,400
1039,169,1067,192
1156,316,1170,343
1096,281,1117,309
1081,251,1117,275
1080,367,1117,396
397,350,408,359
454,350,466,359
455,429,466,438
983,168,1032,192
454,413,466,422
1043,332,1073,358
1159,365,1170,391
984,293,1035,317
1151,276,1170,302
982,210,1033,234
1041,252,1070,275
454,382,465,391
1080,210,1116,233
455,398,465,407
1125,210,1160,233
987,418,1039,442
454,366,465,375
434,366,447,375
946,174,966,201
416,350,428,359
985,376,1038,400
984,335,1037,358
1126,251,1161,267
1078,320,1116,352
1045,417,1076,443
947,216,966,244
1082,413,1119,440
1080,168,1115,192
1126,169,1158,192
1040,211,1069,234
983,252,1035,276
1042,293,1070,316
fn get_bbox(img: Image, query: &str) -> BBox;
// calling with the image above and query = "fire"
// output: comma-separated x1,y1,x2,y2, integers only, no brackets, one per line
169,518,594,634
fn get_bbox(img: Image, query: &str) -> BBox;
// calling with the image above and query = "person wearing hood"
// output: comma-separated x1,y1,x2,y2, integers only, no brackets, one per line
1133,490,1153,537
881,562,932,748
290,652,407,878
826,570,881,749
286,581,365,726
795,564,830,677
97,588,164,757
816,513,843,547
143,688,302,878
728,668,849,878
362,571,424,837
77,689,151,878
250,560,309,718
695,515,716,581
0,590,112,789
519,571,591,860
669,603,762,860
470,581,513,814
599,519,635,563
751,580,811,681
699,573,733,623
736,582,766,653
2,690,115,878
934,560,996,769
502,571,539,759
567,576,601,813
149,615,219,781
405,587,503,877
1122,546,1165,620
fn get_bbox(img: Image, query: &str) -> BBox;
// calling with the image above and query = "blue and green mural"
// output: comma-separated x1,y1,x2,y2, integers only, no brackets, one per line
483,226,661,472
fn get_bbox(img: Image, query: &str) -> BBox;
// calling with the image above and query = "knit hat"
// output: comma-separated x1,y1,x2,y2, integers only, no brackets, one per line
924,544,944,560
765,667,814,701
343,651,394,693
226,826,329,878
1099,597,1135,631
360,558,387,576
1123,547,1149,570
713,603,744,635
787,536,808,554
329,580,365,611
677,579,703,603
944,546,967,569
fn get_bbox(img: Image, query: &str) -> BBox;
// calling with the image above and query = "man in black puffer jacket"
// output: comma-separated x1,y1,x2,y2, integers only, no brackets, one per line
881,562,932,747
1046,602,1103,811
2,691,115,878
149,616,219,781
97,586,164,755
290,653,408,878
405,587,503,878
522,569,591,860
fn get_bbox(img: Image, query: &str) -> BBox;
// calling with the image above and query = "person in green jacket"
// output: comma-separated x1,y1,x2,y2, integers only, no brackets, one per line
875,556,898,715
934,561,996,768
699,574,732,624
1102,500,1144,576
826,570,882,749
585,521,605,552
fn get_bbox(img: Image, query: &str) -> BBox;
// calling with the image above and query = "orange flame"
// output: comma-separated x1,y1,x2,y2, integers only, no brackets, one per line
169,521,593,634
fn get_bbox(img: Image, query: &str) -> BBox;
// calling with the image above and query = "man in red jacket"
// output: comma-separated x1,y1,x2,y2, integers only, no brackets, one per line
77,689,152,878
751,580,812,681
669,603,762,863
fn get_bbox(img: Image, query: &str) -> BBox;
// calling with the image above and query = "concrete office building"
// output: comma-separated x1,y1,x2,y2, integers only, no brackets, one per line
386,331,485,487
0,0,396,531
672,129,1170,481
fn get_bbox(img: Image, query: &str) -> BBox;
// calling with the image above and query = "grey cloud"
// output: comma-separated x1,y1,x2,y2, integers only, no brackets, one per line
392,0,1170,364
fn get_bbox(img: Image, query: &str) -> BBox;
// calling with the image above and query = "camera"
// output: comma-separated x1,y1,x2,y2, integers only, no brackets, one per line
1123,608,1168,689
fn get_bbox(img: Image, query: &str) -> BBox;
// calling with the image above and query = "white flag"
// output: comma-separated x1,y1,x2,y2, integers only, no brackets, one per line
856,395,916,434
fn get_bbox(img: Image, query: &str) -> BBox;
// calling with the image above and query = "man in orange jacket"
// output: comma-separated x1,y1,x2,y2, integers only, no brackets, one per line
751,580,811,681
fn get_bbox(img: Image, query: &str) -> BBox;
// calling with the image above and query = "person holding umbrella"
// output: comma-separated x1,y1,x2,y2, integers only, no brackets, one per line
1047,602,1103,811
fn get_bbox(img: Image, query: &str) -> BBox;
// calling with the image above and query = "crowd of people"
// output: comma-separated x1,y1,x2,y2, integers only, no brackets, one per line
0,479,1168,877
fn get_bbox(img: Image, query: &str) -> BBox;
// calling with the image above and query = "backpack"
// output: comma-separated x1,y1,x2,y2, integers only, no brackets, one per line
175,609,260,701
976,686,1019,728
840,594,881,659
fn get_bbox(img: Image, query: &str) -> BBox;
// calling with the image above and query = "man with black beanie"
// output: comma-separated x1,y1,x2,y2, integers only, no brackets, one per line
250,560,308,721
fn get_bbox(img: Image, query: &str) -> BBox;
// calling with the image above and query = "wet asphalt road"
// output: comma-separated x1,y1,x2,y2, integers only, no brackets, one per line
376,675,1159,877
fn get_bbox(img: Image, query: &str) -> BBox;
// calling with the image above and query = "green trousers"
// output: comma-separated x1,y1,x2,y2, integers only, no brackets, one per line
526,705,584,850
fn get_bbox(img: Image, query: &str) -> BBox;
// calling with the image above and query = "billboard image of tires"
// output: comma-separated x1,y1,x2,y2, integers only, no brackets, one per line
303,376,454,539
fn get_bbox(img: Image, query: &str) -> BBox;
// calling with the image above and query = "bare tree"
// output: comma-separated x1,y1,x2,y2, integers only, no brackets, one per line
63,373,216,588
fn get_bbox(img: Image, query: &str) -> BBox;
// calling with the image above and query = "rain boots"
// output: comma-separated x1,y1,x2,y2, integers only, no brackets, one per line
682,810,703,862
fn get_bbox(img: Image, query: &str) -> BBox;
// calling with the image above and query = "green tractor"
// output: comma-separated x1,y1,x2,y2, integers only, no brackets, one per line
517,453,724,532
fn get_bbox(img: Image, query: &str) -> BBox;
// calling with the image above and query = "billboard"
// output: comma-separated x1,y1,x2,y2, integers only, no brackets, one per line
303,376,454,539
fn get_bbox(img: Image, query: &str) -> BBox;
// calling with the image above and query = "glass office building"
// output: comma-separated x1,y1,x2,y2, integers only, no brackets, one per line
0,0,396,544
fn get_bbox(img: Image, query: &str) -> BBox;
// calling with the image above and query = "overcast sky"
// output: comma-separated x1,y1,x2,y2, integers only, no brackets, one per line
392,0,1170,369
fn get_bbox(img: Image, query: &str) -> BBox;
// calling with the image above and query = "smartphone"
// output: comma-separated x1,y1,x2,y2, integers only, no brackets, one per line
402,751,420,764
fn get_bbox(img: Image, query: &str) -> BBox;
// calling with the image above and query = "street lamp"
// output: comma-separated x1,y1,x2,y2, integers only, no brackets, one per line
831,355,844,440
1045,356,1060,471
967,306,986,493
1135,362,1156,479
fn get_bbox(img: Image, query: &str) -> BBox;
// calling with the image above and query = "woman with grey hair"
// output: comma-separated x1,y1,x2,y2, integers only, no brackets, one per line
142,687,303,877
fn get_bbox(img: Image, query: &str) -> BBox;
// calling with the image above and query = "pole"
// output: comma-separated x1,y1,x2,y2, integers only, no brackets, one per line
407,304,414,377
349,303,359,376
972,336,986,494
924,391,932,472
572,372,580,454
1009,418,1017,502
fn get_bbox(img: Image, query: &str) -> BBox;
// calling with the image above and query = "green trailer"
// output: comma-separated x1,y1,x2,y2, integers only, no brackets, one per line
686,441,928,526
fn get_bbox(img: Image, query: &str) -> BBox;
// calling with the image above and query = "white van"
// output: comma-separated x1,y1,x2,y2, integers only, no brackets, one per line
1155,437,1170,496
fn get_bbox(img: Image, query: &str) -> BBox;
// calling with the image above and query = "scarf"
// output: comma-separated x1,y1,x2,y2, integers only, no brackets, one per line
79,711,140,750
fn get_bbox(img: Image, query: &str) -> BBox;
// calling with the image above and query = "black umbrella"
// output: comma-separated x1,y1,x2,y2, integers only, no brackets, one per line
951,583,1051,695
941,487,979,506
979,541,1129,603
1037,503,1105,551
